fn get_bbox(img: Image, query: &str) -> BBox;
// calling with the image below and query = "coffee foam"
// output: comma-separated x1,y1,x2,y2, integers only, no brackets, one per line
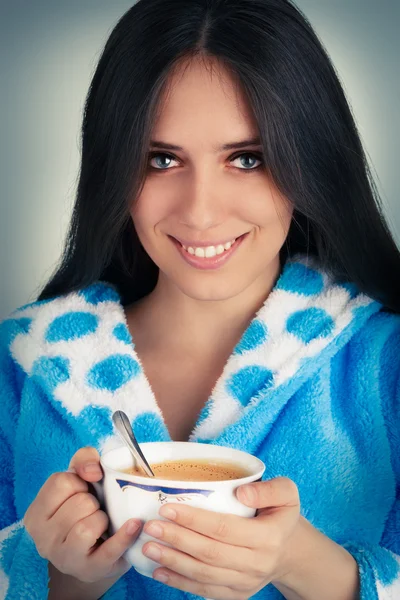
124,458,249,481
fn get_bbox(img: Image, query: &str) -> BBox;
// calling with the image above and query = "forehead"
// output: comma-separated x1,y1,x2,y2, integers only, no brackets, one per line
152,56,259,143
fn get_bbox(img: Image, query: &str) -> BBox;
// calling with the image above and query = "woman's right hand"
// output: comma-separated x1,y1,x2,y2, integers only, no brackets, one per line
24,446,142,584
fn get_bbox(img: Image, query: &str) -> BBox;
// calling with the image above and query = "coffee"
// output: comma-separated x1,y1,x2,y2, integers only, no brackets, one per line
122,458,250,481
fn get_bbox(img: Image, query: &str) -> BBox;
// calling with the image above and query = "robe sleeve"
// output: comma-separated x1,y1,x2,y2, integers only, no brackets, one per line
0,317,50,599
343,326,400,600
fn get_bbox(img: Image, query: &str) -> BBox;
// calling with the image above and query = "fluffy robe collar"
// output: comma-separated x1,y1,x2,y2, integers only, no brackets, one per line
8,254,382,455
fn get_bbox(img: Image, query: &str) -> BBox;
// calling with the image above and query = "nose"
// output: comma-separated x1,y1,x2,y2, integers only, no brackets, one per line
177,171,225,231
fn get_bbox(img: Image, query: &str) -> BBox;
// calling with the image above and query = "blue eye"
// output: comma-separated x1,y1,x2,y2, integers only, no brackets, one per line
148,153,178,170
230,152,263,170
147,151,264,172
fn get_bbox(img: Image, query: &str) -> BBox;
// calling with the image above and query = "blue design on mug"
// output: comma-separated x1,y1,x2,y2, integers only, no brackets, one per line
116,478,215,504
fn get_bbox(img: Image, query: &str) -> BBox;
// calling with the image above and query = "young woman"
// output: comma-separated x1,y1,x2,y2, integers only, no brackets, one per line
1,0,399,599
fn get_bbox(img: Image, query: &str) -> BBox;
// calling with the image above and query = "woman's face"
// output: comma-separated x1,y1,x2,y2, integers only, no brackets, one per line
131,57,293,302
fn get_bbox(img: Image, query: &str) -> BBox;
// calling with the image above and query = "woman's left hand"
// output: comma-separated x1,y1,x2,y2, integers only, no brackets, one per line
142,477,301,599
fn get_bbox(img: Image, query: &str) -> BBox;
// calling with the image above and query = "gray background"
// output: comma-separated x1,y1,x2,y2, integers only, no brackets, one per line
0,0,399,320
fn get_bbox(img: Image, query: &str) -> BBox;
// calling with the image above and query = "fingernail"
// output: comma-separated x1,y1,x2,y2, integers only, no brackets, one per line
144,544,162,561
126,519,141,535
239,484,256,503
83,463,101,474
159,506,177,520
145,522,163,538
154,571,169,583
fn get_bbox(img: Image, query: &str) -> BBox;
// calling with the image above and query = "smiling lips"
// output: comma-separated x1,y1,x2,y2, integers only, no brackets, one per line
171,233,248,270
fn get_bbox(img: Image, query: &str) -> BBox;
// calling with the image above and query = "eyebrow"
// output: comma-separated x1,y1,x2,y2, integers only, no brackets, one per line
149,137,262,152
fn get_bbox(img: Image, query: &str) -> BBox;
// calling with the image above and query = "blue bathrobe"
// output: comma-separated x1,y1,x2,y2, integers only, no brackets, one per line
0,254,399,600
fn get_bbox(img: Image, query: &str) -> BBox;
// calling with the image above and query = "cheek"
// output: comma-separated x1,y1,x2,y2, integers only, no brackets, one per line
132,175,181,224
130,196,168,236
248,196,293,232
277,203,294,233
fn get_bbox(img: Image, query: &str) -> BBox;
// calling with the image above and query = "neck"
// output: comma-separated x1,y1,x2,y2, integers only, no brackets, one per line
125,258,282,356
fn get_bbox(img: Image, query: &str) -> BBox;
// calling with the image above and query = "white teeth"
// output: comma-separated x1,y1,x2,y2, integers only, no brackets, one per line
205,246,217,257
181,238,237,258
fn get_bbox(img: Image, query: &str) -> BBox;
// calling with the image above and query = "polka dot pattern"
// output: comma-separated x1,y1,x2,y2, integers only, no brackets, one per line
79,283,120,305
16,318,32,335
286,308,334,344
79,405,114,439
1,317,32,341
31,356,70,391
131,412,170,443
45,312,99,343
276,263,324,296
226,365,274,406
112,323,132,345
7,255,377,450
233,320,268,355
86,354,140,392
341,282,359,300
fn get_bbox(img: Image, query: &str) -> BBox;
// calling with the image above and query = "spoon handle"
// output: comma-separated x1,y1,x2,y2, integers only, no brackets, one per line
112,410,155,477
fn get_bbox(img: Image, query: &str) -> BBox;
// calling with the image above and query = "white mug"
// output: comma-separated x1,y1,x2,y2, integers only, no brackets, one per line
92,441,265,577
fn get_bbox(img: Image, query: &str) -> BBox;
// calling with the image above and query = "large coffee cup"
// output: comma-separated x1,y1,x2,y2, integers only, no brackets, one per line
92,441,265,577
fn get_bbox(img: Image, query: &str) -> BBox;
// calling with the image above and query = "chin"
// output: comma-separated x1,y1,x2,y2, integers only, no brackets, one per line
172,274,254,303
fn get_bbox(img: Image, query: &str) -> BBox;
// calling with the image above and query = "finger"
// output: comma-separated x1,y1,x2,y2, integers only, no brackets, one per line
143,519,254,570
236,477,299,511
88,518,142,578
237,478,300,541
69,446,103,482
48,511,110,581
152,567,248,600
49,492,100,546
142,540,260,591
65,509,109,553
24,471,88,528
157,502,266,548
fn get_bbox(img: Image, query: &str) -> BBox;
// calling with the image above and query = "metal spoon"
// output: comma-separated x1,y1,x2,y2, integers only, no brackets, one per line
112,410,155,477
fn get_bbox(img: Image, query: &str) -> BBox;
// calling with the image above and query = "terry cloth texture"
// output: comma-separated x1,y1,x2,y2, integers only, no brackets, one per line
0,254,399,599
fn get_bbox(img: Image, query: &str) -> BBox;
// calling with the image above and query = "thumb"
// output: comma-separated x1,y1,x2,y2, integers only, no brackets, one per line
68,446,103,482
236,477,300,510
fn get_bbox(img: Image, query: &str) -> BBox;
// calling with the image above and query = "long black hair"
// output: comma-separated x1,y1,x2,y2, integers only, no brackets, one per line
37,0,400,312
